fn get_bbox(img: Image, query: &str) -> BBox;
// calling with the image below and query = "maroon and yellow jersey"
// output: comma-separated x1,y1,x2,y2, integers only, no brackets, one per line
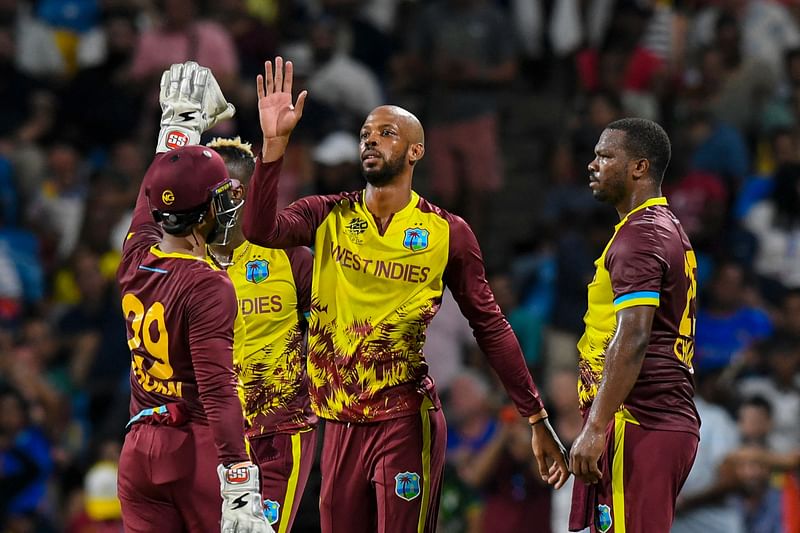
117,152,248,465
227,242,318,437
577,197,700,435
242,158,544,423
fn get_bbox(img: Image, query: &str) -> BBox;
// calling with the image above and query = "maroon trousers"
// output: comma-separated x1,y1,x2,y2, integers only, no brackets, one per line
320,400,446,533
249,428,317,533
118,422,221,533
570,410,698,533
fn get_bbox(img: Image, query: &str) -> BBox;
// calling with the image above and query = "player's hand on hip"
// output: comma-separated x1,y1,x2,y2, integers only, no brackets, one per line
218,461,274,533
569,424,605,485
531,418,571,489
257,57,307,142
156,61,235,152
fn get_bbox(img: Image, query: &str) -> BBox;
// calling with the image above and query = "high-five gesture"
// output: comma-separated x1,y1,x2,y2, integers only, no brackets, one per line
257,57,307,161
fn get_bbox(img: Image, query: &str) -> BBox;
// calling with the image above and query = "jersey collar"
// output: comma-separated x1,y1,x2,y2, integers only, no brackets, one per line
360,190,420,231
150,245,216,267
615,196,668,231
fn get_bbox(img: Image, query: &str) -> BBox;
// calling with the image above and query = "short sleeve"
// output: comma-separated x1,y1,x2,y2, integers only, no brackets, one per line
606,221,667,312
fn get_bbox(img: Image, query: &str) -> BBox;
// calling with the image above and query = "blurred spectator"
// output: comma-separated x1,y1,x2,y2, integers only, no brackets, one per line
569,91,624,176
471,415,552,533
0,215,44,324
129,0,239,115
446,369,498,469
544,209,614,377
575,1,665,119
734,128,800,221
540,140,597,228
761,48,800,132
0,385,54,526
59,9,142,151
65,440,122,533
690,14,776,136
691,0,800,77
437,462,481,533
26,141,89,263
0,21,53,150
213,0,279,80
322,0,396,82
405,0,517,239
673,370,745,533
35,0,100,76
743,161,800,292
424,288,477,392
0,0,64,78
56,251,128,434
489,271,544,369
777,288,800,340
310,131,361,195
683,112,750,187
694,261,772,372
738,395,774,447
736,443,786,533
664,169,728,254
740,336,800,452
306,17,383,129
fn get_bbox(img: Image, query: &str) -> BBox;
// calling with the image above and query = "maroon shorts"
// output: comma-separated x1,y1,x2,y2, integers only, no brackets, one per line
118,422,220,533
569,410,698,533
320,399,446,533
250,428,317,533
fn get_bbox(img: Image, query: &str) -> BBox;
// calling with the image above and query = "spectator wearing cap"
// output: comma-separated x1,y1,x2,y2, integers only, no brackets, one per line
311,131,362,196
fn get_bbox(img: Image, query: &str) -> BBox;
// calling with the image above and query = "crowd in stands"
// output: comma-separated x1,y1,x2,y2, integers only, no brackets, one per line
1,0,800,531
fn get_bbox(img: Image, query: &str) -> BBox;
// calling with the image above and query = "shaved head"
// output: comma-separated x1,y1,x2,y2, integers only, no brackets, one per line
367,105,425,145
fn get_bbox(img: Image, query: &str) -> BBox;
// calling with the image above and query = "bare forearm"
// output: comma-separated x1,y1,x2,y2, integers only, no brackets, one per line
586,336,647,431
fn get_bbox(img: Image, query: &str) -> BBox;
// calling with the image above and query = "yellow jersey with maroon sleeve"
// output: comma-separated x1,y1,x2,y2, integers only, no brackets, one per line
242,158,545,423
226,241,317,437
577,197,700,435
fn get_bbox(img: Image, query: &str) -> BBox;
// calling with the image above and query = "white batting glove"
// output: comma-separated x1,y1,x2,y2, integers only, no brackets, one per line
218,461,274,533
156,61,236,153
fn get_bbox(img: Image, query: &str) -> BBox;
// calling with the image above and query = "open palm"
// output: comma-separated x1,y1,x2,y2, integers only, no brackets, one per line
257,57,307,140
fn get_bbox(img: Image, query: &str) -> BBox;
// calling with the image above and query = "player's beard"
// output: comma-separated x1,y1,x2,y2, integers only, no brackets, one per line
362,151,406,187
592,172,627,205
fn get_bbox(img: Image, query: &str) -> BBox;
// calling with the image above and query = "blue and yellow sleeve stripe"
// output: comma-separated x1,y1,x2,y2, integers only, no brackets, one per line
613,291,660,311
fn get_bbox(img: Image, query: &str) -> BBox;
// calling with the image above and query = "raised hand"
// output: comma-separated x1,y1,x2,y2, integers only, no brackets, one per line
257,57,307,142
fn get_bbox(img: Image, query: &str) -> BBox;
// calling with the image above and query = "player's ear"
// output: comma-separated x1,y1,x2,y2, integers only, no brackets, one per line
409,143,425,165
631,158,649,180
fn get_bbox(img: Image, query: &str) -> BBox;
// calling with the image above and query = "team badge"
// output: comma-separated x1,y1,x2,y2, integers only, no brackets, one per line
596,504,612,533
402,228,429,252
245,259,269,284
263,499,280,525
394,471,421,501
161,190,175,206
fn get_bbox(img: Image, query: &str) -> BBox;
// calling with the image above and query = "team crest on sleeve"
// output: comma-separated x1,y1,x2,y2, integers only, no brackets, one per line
402,228,429,252
394,471,421,501
596,504,612,533
263,499,280,525
245,259,269,284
